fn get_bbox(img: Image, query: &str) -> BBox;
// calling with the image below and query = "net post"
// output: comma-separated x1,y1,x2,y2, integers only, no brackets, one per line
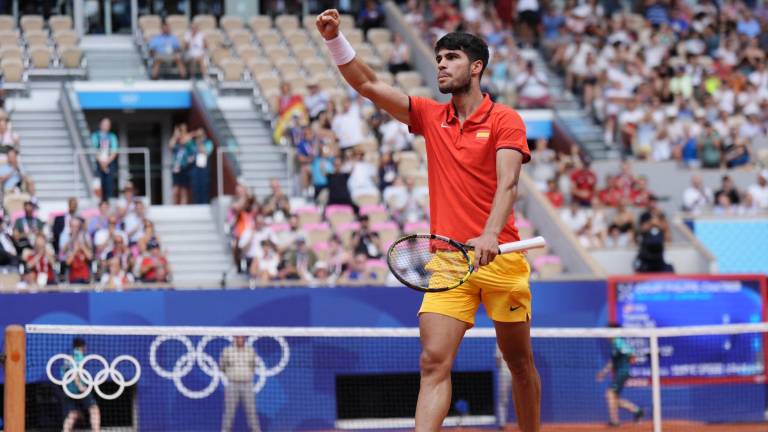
4,324,25,432
649,334,662,432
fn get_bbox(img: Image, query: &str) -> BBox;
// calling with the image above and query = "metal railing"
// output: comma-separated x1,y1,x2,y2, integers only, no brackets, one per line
74,148,151,203
59,82,95,199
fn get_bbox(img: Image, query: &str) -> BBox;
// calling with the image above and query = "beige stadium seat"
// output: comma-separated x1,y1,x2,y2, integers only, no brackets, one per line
353,193,380,207
257,74,280,92
0,15,14,31
48,15,72,33
193,14,216,31
377,71,394,86
20,15,43,33
339,14,355,32
249,15,272,32
0,46,22,61
396,71,422,89
325,204,356,228
302,57,327,76
275,14,299,32
247,58,272,77
284,73,306,90
203,30,225,49
29,46,50,68
236,45,259,63
228,29,252,47
283,29,307,49
412,136,426,160
354,43,374,59
375,42,393,62
265,46,289,63
366,28,391,46
374,222,400,247
220,58,245,82
302,15,316,29
24,30,48,47
275,59,300,76
359,137,378,154
0,31,16,47
209,46,232,68
59,46,83,68
53,30,78,47
345,28,363,45
143,29,160,43
166,14,189,33
316,75,336,91
292,46,317,62
396,151,420,173
220,15,243,33
256,29,280,47
139,15,161,34
1,58,24,82
0,272,20,292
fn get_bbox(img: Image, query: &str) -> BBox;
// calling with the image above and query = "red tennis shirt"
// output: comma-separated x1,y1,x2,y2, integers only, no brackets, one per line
409,94,530,244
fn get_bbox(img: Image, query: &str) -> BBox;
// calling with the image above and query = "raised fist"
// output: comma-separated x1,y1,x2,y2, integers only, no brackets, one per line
316,9,340,40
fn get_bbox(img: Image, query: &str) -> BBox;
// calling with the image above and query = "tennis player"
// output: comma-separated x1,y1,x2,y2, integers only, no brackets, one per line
317,10,540,431
596,323,644,427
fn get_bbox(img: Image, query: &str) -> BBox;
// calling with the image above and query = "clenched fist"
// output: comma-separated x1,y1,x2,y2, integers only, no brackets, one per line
316,9,340,40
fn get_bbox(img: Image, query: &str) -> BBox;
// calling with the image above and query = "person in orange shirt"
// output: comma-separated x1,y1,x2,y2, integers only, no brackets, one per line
316,10,540,432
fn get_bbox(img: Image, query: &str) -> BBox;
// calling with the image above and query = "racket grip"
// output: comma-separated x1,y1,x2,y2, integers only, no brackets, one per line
498,236,547,254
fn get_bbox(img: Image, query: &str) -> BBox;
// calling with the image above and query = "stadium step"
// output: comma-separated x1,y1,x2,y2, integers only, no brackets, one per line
83,35,148,81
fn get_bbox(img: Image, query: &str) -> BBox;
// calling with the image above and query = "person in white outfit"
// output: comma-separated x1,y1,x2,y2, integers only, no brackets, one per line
219,336,261,432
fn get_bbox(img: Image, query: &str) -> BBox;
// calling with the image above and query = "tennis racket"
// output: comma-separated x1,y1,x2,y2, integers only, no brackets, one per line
386,234,547,292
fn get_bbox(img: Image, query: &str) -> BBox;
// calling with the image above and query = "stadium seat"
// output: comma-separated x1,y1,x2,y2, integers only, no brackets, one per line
228,29,252,47
371,221,400,248
359,204,389,224
275,14,299,32
367,28,391,46
283,30,308,50
275,58,301,76
166,14,189,33
315,75,336,91
395,71,422,89
0,15,14,32
374,43,393,64
395,151,420,173
292,46,317,62
339,14,355,32
269,222,290,233
334,221,361,247
302,58,327,76
313,241,330,261
366,259,389,281
404,221,429,234
3,191,29,215
256,29,281,46
534,255,563,278
28,46,51,69
303,222,332,245
248,15,272,32
220,58,245,82
0,46,23,61
294,205,322,225
247,57,272,77
48,15,72,33
412,136,426,160
410,86,433,98
265,46,289,63
193,14,217,31
59,46,83,69
345,28,363,45
0,31,17,47
325,204,356,228
352,193,379,207
20,15,43,33
209,46,231,68
220,15,243,33
138,15,161,34
203,30,225,49
53,30,79,48
24,30,48,47
302,15,316,29
0,272,20,292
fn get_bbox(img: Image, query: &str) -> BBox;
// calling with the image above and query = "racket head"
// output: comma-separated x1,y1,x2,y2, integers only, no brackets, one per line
386,234,473,292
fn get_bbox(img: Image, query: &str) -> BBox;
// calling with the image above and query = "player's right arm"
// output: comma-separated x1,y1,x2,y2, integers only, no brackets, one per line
316,9,410,125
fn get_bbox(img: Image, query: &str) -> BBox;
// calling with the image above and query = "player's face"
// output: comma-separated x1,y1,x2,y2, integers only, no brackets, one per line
435,49,473,95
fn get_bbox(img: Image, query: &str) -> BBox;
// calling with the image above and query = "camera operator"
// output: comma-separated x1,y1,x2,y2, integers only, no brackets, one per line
634,195,674,273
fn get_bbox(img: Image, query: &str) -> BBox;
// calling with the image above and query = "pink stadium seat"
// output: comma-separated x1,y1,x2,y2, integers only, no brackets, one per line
404,221,429,234
371,221,398,232
47,210,65,224
324,204,354,217
359,204,386,215
11,210,24,223
269,222,290,232
80,207,100,221
533,255,561,270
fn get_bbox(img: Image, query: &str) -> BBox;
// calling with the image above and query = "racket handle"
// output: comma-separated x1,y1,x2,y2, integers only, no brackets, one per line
498,236,547,254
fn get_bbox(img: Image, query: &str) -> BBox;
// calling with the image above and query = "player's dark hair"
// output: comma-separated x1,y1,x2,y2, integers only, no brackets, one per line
434,32,490,79
73,337,86,349
608,322,621,328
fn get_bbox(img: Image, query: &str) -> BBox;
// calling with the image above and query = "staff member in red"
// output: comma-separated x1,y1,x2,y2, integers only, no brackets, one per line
316,9,540,431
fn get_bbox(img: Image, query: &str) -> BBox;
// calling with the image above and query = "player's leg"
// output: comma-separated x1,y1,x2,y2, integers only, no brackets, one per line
495,320,541,432
415,312,469,431
62,410,79,432
241,382,261,432
221,381,238,432
88,402,101,432
605,388,620,425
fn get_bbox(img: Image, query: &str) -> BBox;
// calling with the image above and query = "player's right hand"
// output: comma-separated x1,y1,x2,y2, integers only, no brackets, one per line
316,9,340,40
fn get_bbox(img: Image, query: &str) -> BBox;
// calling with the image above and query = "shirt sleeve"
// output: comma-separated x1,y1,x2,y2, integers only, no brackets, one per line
408,96,427,135
495,110,531,163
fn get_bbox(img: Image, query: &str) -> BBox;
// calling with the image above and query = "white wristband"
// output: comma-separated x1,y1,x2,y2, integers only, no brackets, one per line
324,32,356,65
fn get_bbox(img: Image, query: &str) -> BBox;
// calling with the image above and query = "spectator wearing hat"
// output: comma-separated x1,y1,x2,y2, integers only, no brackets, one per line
90,117,119,200
278,235,317,281
139,239,171,283
13,200,43,254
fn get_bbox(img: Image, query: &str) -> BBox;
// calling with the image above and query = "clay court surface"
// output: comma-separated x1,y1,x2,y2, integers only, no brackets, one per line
491,421,768,431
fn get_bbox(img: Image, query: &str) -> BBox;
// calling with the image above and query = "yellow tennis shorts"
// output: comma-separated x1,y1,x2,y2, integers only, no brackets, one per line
418,252,531,326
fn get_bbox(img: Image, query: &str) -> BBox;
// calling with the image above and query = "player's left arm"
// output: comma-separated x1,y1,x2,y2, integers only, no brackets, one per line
466,149,524,270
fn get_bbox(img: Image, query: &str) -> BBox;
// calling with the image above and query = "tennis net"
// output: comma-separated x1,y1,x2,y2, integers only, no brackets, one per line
18,323,768,431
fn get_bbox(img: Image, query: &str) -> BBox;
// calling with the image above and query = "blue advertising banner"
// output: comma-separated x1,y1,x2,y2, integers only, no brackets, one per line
73,81,193,110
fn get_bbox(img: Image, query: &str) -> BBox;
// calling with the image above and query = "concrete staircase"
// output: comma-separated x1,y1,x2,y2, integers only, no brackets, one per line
8,90,87,202
81,35,147,81
150,204,231,288
216,96,292,198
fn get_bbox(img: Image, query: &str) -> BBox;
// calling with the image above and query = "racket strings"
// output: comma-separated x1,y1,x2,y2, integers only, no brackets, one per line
388,237,470,290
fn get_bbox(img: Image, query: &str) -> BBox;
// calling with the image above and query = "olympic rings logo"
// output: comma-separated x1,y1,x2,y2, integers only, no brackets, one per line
149,335,290,399
46,354,141,400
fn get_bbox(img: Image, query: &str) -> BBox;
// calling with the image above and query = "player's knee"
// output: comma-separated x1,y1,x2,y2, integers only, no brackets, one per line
419,347,452,378
504,352,536,380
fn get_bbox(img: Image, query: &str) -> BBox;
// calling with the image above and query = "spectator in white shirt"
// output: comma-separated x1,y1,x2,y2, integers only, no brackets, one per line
183,23,207,79
347,149,380,202
248,240,280,285
238,214,277,267
748,170,768,210
560,200,591,247
682,174,713,214
304,80,330,121
331,98,365,151
379,113,412,152
515,61,551,108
